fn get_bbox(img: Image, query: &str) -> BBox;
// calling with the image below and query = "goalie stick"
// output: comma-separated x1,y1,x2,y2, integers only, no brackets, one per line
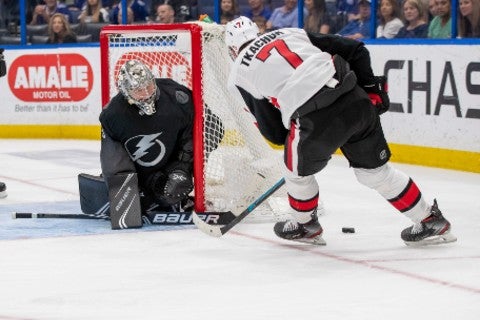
12,213,106,220
192,177,286,237
11,211,236,226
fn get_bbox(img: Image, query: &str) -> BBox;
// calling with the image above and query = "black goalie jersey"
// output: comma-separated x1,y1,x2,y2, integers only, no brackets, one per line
99,78,194,193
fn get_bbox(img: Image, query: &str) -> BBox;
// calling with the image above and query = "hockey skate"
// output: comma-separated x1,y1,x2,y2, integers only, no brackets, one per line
401,199,457,246
0,182,7,198
274,211,326,245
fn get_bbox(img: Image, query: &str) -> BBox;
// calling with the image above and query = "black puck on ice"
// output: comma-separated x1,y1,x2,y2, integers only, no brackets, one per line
342,227,355,233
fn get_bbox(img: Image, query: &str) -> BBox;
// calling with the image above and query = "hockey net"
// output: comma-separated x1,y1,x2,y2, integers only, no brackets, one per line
100,22,288,222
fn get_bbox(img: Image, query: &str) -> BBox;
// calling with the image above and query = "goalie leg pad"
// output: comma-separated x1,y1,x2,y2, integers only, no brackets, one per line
106,173,143,230
78,173,110,217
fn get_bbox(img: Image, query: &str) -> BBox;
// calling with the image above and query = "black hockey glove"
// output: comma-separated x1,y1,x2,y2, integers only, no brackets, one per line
162,169,193,205
147,171,168,204
363,76,390,114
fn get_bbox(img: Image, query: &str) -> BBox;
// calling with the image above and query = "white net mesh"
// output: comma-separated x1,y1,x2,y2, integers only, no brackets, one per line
101,22,289,222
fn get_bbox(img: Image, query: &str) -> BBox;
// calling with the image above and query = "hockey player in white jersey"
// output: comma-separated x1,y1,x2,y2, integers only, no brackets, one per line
225,16,456,246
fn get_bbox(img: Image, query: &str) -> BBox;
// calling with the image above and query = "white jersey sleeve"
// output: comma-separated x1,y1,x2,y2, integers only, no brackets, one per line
228,28,337,128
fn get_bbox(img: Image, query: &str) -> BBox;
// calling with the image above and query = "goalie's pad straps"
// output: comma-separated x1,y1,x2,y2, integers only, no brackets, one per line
106,173,143,229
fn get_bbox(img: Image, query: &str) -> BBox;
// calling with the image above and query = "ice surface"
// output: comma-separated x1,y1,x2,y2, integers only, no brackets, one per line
0,139,478,320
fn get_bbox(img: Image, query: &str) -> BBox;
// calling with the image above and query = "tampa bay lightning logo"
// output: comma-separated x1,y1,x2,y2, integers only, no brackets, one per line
125,133,166,167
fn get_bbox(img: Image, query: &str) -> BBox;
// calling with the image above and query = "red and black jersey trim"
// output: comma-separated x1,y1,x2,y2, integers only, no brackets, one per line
286,120,297,171
288,192,319,212
388,178,422,213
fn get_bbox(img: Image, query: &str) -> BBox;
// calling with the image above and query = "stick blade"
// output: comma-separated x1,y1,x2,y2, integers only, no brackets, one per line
192,211,235,237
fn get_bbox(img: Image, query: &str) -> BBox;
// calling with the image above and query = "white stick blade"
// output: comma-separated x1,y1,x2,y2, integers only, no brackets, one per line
192,211,224,237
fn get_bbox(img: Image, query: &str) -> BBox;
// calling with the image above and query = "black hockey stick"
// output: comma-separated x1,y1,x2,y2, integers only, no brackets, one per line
192,177,286,237
12,212,106,220
11,211,236,226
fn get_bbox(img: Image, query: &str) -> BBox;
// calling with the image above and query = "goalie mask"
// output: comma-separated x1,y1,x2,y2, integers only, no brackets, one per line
117,60,158,115
225,16,260,61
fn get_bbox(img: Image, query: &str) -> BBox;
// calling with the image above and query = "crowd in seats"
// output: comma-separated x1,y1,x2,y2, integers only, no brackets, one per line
458,0,480,37
149,1,195,22
46,12,77,43
376,0,404,38
1,0,480,46
304,0,332,34
77,0,110,23
154,3,177,23
267,0,308,29
219,0,241,24
337,0,372,39
395,0,429,38
0,35,21,45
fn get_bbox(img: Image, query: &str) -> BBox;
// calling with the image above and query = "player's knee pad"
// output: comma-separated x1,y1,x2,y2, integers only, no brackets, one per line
354,163,409,199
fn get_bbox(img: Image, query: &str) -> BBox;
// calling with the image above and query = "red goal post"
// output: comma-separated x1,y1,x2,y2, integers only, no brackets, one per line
100,22,287,221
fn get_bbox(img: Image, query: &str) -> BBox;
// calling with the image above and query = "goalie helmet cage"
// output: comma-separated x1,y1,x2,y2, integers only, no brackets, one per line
100,22,288,222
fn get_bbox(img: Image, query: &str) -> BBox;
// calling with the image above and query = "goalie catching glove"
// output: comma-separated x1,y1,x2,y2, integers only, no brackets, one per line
363,76,390,114
163,169,193,205
148,167,193,206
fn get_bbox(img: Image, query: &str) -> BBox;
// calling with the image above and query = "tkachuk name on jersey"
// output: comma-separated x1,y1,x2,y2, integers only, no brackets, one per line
150,212,220,224
240,30,284,67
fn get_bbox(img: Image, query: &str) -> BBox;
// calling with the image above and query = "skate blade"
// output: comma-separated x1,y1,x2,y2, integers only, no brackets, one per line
293,235,327,246
404,232,457,247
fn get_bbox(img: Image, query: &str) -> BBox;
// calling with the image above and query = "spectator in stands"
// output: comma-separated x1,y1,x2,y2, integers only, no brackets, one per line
458,0,480,37
111,0,148,24
150,1,193,22
220,0,240,24
155,3,176,23
427,0,439,21
252,15,268,33
0,1,6,29
221,13,235,24
337,0,371,39
337,0,361,22
78,0,110,23
116,3,136,24
266,0,307,30
304,0,331,34
376,0,404,38
75,0,115,9
1,0,20,30
30,0,73,25
325,0,338,17
395,0,429,38
47,12,77,43
71,0,114,10
428,0,451,37
243,0,272,21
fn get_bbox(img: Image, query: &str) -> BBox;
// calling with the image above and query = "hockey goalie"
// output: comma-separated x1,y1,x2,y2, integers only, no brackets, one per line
79,59,223,229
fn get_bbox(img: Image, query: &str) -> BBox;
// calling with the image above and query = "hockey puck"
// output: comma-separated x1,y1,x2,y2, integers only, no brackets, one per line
342,227,355,233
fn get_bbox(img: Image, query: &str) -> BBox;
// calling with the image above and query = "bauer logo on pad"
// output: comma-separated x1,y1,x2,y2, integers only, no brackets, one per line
107,173,142,229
